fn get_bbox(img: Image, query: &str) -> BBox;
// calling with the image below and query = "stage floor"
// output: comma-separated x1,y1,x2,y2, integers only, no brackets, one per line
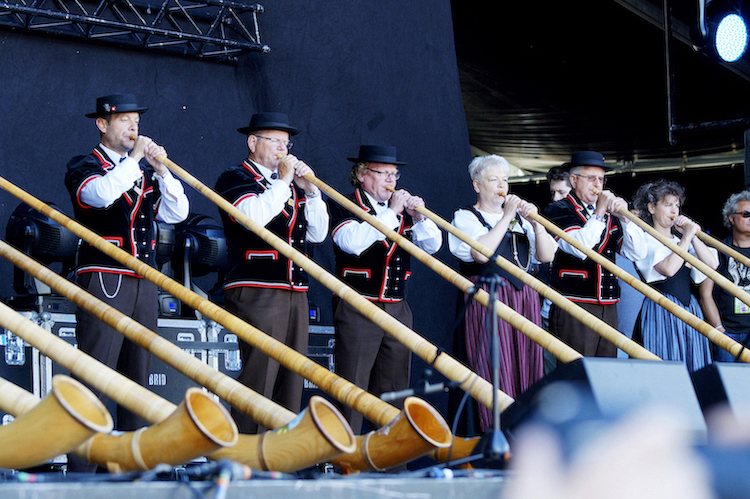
0,473,508,499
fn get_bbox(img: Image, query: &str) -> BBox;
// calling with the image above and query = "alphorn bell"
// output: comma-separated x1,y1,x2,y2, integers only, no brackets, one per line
0,300,239,471
0,239,356,472
526,209,750,362
0,375,113,470
0,179,449,471
391,186,659,361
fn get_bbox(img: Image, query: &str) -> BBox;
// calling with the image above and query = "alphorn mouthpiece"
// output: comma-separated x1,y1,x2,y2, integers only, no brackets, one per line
593,188,600,195
129,134,137,141
276,153,284,160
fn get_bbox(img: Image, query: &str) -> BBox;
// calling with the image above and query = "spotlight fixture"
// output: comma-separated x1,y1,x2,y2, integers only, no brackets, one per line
693,0,749,63
715,12,748,61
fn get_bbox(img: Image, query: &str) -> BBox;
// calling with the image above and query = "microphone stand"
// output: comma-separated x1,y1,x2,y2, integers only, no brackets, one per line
471,273,510,468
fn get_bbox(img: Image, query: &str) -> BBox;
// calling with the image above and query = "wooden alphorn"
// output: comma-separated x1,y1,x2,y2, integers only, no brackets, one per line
695,230,750,269
0,301,239,471
0,176,452,470
147,157,503,411
385,186,658,360
0,239,356,471
307,176,581,365
528,210,750,361
0,375,113,470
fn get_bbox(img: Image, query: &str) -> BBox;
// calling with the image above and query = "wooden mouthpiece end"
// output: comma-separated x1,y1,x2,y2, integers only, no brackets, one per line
129,134,137,141
276,153,284,160
593,189,600,195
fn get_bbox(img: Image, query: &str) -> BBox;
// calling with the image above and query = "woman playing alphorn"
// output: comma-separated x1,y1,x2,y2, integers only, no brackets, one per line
631,179,717,370
448,155,556,431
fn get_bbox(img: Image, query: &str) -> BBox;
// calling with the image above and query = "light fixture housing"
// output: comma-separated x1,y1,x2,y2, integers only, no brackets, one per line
692,0,749,63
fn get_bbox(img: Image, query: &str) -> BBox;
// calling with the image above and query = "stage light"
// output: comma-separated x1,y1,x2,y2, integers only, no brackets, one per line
692,0,749,63
715,13,748,62
172,214,228,290
5,202,80,295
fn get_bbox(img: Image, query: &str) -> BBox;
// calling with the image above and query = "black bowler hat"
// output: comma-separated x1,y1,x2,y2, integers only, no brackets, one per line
562,151,612,171
85,93,149,118
237,112,299,136
347,145,406,165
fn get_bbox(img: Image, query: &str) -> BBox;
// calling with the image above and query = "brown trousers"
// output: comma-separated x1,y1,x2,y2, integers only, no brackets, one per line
224,286,309,434
333,296,412,434
549,301,618,358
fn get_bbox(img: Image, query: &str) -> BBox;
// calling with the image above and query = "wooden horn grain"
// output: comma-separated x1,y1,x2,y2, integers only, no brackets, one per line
148,158,505,413
81,388,238,472
331,397,453,472
405,196,657,360
529,210,750,362
0,240,357,470
0,375,113,470
0,172,450,470
0,300,239,471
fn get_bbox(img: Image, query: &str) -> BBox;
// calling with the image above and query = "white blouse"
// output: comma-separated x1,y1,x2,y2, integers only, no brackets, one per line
449,207,556,264
634,232,707,285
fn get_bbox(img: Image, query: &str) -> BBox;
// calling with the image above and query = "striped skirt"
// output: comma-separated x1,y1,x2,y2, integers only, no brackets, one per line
464,277,543,431
638,293,712,372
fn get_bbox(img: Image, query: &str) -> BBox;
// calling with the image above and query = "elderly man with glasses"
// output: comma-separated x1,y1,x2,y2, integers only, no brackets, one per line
327,145,442,433
700,190,750,362
215,112,329,433
543,151,647,359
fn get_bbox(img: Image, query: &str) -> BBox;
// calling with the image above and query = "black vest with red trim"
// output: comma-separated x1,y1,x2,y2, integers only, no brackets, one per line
65,146,160,276
543,193,623,304
454,206,530,290
328,188,414,302
215,160,309,292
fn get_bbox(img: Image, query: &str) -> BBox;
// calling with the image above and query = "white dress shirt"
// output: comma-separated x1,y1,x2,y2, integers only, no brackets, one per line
234,160,329,243
79,144,189,224
333,190,442,256
556,203,647,262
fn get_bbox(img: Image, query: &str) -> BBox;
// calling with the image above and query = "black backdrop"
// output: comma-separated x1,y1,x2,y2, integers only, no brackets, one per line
0,1,475,414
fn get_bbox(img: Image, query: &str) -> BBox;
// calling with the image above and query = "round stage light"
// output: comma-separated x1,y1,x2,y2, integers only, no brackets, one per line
715,13,748,62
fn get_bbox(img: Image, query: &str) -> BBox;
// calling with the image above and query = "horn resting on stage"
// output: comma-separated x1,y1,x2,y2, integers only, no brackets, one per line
0,239,359,472
0,297,240,472
0,177,450,471
0,374,113,470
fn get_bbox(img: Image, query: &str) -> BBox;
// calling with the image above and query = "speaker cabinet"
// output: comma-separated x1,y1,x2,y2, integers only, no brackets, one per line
691,362,750,421
501,358,707,443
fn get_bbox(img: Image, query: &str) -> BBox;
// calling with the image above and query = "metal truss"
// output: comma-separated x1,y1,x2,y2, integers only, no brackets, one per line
0,0,269,63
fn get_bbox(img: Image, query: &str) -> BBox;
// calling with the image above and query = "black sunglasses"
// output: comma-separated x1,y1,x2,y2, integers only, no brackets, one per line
734,211,750,218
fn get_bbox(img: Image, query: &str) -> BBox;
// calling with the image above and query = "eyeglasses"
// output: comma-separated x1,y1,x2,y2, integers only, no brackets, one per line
733,211,750,218
253,135,293,150
573,173,605,184
367,168,401,180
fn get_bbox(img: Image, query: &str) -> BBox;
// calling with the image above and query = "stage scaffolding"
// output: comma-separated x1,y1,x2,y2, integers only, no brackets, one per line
0,0,268,63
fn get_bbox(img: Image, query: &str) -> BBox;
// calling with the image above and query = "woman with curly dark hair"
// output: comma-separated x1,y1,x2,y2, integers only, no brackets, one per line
631,179,717,370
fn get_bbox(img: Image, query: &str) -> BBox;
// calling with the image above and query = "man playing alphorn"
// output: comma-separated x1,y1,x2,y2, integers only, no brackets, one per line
327,145,442,433
543,151,647,358
64,93,190,469
215,112,328,433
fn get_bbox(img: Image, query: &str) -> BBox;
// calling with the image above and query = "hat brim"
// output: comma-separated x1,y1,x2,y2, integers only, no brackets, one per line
238,124,299,136
85,106,149,119
562,161,613,172
347,156,407,166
